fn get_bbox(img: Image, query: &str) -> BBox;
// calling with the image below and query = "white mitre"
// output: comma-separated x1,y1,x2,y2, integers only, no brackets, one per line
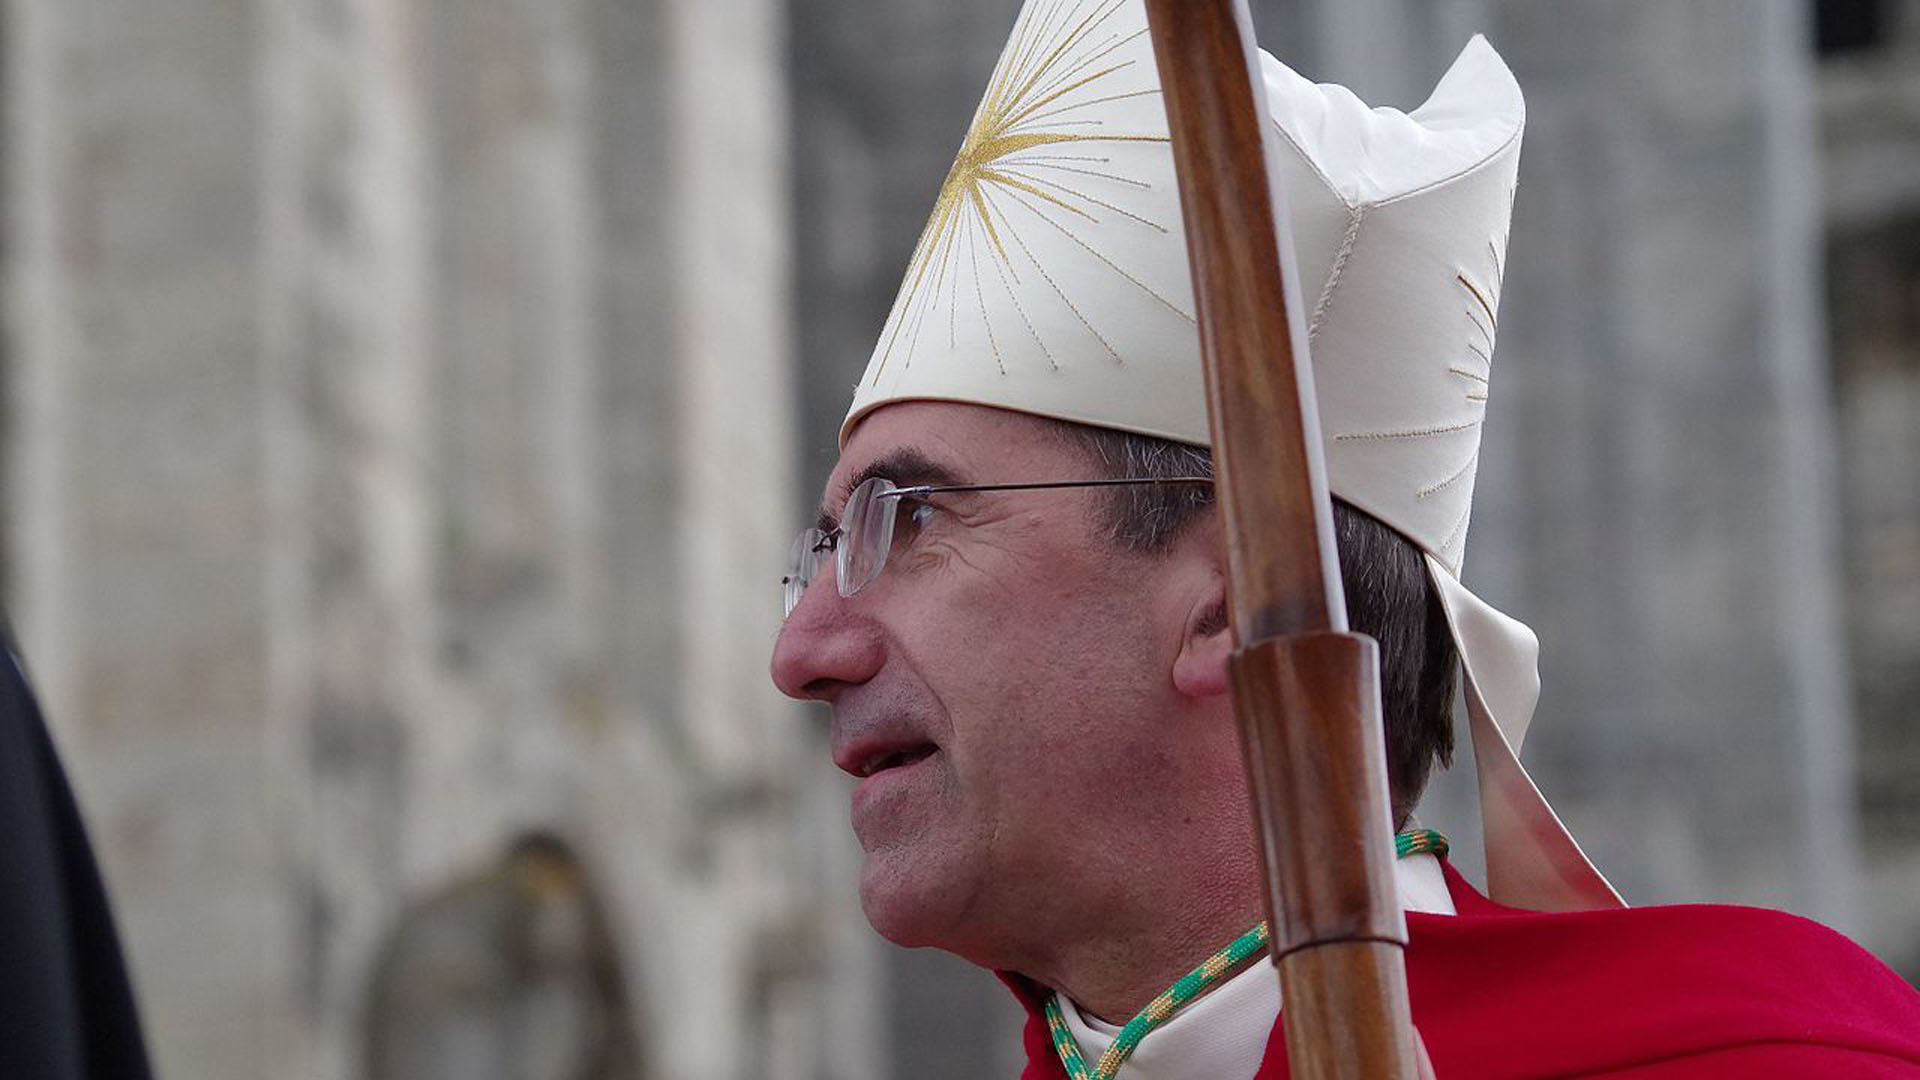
844,0,1621,913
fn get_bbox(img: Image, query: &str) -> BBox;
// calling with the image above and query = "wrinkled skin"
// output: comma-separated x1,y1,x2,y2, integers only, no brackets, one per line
770,402,1263,1019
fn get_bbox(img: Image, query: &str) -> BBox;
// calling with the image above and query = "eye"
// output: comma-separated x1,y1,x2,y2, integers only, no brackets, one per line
895,498,940,544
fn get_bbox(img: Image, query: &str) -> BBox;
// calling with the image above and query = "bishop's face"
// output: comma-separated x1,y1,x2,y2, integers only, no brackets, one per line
770,402,1230,966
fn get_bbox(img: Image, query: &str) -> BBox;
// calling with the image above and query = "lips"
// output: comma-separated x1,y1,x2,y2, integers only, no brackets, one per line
834,733,939,779
855,744,936,778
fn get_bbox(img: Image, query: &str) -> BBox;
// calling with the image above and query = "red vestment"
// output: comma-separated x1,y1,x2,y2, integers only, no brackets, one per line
1007,863,1920,1078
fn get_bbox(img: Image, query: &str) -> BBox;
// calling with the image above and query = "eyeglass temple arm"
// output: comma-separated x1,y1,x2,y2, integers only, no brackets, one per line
881,477,1214,498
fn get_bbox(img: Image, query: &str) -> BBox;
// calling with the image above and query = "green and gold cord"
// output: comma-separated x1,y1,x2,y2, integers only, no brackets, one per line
1044,827,1447,1080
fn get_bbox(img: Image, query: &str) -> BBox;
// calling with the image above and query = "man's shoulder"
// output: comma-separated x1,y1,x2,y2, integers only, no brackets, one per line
1424,886,1894,967
1405,890,1920,1078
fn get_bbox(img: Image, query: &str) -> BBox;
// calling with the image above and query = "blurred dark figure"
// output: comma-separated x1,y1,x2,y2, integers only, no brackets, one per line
0,647,153,1080
364,830,644,1080
1816,0,1888,55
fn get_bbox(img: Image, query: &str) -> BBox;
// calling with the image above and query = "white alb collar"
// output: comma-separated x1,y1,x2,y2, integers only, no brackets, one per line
1057,854,1454,1080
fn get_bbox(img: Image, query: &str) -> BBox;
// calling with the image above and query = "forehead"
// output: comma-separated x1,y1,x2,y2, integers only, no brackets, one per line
825,403,1078,505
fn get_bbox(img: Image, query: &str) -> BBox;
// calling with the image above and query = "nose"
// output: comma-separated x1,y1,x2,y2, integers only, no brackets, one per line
770,578,885,703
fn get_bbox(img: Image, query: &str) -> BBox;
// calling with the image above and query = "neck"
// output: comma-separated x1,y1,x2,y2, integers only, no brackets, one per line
1000,745,1268,1022
1022,873,1265,1023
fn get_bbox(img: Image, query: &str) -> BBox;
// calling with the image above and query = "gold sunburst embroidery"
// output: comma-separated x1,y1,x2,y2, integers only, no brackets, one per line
868,0,1181,383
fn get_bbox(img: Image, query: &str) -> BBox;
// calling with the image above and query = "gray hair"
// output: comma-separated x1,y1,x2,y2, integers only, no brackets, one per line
1057,425,1216,553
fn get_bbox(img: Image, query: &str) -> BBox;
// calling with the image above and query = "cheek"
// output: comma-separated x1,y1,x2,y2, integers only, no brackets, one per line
929,577,1173,782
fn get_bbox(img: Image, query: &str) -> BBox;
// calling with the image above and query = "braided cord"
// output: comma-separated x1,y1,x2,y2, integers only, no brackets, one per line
1045,827,1447,1080
1396,827,1448,860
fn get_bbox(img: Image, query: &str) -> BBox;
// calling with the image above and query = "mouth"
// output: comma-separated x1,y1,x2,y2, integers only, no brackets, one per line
854,744,937,779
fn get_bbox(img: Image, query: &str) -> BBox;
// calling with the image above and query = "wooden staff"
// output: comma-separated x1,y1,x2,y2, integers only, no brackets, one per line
1140,2,1422,1077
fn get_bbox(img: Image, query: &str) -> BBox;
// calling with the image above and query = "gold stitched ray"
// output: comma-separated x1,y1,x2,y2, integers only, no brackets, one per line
1001,1,1128,118
1006,62,1136,131
1018,8,1137,106
1019,33,1148,124
1456,266,1499,407
999,167,1170,231
1334,417,1482,442
1438,498,1474,564
967,222,1006,375
1417,452,1480,500
1457,272,1498,330
986,184,1126,364
1016,86,1163,130
1000,186,1194,321
1005,158,1151,190
1467,311,1495,350
984,213,1057,370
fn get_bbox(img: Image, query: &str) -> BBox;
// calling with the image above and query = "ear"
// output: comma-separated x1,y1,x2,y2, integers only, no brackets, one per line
1170,578,1232,699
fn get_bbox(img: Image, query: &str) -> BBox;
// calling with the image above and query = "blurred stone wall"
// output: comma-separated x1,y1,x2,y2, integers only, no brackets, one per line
1820,0,1920,977
7,3,279,1074
4,1,876,1078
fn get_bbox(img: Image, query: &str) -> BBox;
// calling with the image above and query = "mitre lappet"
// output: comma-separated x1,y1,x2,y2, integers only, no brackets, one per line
844,0,1622,913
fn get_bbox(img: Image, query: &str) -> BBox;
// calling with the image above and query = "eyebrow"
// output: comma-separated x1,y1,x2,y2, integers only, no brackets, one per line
817,448,967,532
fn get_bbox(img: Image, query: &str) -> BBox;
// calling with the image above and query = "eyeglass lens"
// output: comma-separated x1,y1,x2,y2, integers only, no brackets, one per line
783,477,902,617
783,527,825,617
841,477,898,597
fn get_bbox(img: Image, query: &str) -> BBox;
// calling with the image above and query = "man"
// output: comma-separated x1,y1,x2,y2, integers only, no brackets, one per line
772,1,1920,1075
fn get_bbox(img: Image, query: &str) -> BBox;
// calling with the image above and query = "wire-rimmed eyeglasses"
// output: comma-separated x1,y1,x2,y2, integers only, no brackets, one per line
782,475,1213,617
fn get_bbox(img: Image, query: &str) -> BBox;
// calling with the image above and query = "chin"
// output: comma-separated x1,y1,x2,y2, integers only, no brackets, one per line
857,848,980,952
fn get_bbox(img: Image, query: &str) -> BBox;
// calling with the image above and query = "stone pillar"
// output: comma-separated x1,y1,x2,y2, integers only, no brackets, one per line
633,0,822,1076
5,1,286,1076
1818,0,1920,979
258,0,450,1075
257,0,841,1074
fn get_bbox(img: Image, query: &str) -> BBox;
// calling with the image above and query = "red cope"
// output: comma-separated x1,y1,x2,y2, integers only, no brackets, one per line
1005,863,1920,1079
